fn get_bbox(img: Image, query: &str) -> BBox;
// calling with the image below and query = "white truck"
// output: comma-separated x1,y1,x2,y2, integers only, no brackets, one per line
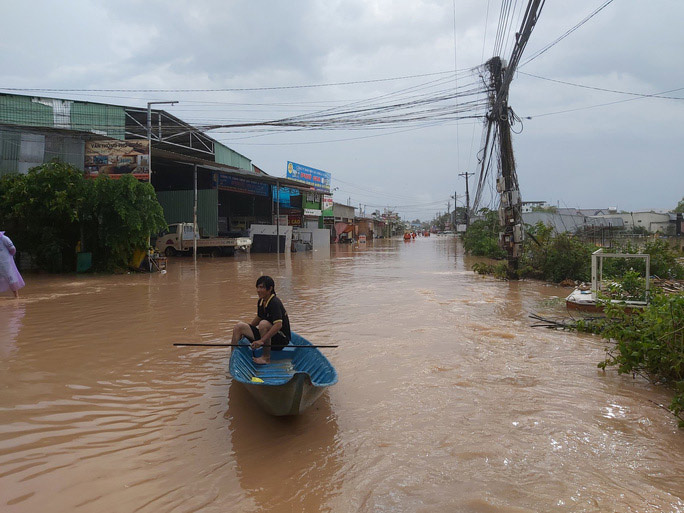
155,223,252,256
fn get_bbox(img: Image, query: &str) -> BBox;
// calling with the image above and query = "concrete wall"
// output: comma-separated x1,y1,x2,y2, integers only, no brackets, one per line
333,202,356,222
250,224,292,253
293,227,330,252
615,212,672,233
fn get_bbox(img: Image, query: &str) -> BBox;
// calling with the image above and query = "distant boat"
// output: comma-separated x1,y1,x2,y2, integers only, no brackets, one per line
229,332,338,416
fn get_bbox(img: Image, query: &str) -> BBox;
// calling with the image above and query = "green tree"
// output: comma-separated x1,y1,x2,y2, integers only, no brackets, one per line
517,223,593,282
0,161,85,271
84,174,166,271
675,197,684,213
463,209,506,259
0,161,166,272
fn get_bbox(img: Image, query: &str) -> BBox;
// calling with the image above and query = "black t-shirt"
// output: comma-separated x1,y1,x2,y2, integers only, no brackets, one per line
257,294,291,341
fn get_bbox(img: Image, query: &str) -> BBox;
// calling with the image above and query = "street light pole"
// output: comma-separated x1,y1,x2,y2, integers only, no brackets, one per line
147,101,178,184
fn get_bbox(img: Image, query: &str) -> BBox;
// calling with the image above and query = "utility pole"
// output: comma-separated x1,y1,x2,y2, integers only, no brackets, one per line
459,172,473,228
482,0,544,274
487,57,523,272
147,101,178,184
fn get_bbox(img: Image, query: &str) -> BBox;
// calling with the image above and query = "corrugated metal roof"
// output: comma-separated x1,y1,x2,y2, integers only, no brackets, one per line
0,93,126,140
214,142,251,171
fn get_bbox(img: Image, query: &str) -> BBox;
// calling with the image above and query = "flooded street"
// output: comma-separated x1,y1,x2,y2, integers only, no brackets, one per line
1,236,683,513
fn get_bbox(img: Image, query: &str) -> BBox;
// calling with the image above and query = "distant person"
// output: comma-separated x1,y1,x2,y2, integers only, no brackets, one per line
231,275,291,364
0,231,25,299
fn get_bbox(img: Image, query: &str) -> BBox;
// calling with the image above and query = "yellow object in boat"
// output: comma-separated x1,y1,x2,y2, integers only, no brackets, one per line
250,377,264,383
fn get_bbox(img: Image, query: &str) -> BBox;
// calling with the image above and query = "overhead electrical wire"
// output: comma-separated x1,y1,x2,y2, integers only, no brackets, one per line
1,76,492,140
520,0,615,67
0,69,470,94
519,72,684,100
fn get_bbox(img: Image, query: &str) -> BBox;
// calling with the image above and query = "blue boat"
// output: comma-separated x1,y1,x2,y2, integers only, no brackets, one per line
228,332,338,416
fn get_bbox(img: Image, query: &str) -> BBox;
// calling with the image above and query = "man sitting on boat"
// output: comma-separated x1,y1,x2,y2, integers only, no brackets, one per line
231,275,291,364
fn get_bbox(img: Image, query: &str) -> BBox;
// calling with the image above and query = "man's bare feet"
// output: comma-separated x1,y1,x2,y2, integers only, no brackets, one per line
252,356,270,365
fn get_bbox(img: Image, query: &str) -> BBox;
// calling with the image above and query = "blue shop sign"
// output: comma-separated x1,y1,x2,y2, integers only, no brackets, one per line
214,173,270,197
286,161,331,193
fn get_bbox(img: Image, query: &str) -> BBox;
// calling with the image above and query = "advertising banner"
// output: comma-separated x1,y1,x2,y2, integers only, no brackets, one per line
322,195,334,217
214,173,270,196
272,186,301,207
85,139,149,179
286,161,331,193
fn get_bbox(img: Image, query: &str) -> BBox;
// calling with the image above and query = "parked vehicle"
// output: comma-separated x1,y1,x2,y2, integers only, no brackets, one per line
154,223,252,256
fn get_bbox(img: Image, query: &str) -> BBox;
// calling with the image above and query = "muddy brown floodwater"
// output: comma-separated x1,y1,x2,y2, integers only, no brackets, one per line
1,237,683,513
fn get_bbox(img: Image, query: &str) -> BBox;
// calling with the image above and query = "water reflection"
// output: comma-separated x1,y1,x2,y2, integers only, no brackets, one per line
226,381,342,512
0,302,25,358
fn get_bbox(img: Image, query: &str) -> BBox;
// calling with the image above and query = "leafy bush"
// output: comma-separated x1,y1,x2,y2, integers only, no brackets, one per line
466,219,593,282
82,174,166,271
593,294,684,426
463,209,506,259
602,240,684,280
0,161,166,272
0,161,85,271
472,261,509,279
519,222,592,282
644,240,684,279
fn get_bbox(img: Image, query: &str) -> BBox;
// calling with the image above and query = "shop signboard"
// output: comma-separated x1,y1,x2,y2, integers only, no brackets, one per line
304,208,322,217
273,186,300,207
214,173,270,196
84,139,149,179
286,161,331,193
322,194,334,217
288,214,302,226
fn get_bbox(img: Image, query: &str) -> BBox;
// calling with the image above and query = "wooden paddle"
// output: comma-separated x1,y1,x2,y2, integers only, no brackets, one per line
174,343,339,348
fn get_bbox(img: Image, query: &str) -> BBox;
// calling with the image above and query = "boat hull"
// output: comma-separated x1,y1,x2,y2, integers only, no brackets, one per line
228,332,337,416
241,372,326,416
566,288,645,314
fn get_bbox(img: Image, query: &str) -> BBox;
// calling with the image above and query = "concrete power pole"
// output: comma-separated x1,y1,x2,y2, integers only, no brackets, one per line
459,171,473,228
484,0,545,274
487,56,523,272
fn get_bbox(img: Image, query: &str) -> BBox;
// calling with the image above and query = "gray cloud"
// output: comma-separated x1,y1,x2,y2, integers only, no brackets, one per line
1,0,683,215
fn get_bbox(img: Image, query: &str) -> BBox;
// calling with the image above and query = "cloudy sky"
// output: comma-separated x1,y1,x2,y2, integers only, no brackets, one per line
1,0,682,220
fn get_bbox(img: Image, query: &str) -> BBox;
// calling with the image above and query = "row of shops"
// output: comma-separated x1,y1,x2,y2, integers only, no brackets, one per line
0,92,391,252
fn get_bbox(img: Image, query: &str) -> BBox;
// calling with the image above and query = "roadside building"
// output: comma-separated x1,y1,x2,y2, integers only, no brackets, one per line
333,202,356,242
522,211,624,234
613,211,674,234
521,201,549,213
355,216,375,241
0,92,319,252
